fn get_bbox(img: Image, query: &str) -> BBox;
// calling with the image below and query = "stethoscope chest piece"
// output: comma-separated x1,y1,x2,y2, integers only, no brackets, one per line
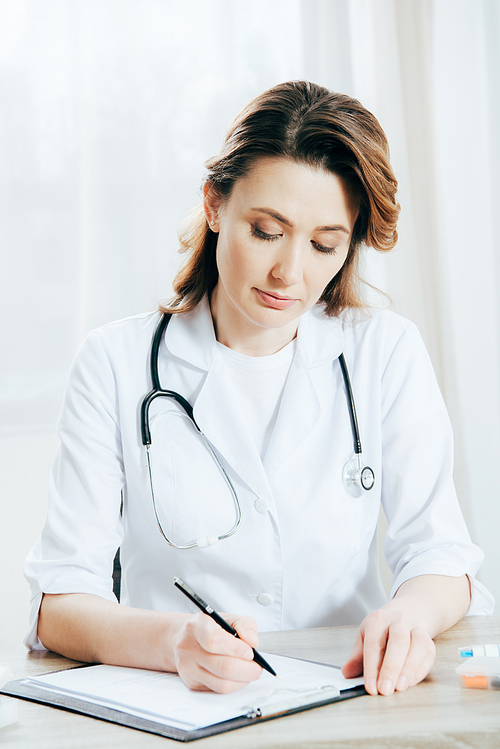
342,455,375,498
338,352,375,498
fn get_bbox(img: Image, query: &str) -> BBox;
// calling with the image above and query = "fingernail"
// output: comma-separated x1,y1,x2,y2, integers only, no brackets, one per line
380,679,393,696
396,675,408,691
365,678,377,695
242,648,254,660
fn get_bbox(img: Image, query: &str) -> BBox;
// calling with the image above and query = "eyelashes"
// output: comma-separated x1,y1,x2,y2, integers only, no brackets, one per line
251,225,338,255
312,242,338,256
252,226,280,242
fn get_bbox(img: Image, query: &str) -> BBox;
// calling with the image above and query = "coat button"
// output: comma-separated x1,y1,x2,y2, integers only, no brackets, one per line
257,593,273,606
254,498,269,514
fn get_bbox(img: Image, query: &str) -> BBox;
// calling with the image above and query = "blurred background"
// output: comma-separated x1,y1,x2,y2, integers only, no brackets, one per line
1,0,498,652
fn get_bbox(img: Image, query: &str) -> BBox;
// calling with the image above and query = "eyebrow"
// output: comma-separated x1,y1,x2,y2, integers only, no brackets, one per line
252,207,350,235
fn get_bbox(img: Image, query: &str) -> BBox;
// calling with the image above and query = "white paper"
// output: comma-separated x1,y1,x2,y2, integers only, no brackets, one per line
23,654,364,731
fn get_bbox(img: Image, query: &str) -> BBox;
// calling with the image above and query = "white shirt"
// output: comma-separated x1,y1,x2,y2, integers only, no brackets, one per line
217,339,295,459
24,301,494,649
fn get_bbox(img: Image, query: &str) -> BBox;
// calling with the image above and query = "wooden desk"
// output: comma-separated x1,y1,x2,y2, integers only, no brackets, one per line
1,616,499,748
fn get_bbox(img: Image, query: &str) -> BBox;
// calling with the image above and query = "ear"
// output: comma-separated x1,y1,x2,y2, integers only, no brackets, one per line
203,183,221,232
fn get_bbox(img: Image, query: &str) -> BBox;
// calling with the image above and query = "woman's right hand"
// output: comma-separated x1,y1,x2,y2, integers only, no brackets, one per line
39,594,262,693
170,612,263,693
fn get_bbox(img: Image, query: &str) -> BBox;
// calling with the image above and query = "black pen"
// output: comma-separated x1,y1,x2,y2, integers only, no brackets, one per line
173,577,277,677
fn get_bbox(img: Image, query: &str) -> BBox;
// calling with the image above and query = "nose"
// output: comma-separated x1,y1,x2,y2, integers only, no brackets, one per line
271,241,303,286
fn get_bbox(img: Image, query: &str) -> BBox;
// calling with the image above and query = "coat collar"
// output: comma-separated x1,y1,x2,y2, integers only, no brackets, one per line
296,304,345,368
162,300,346,496
165,298,218,371
165,298,345,373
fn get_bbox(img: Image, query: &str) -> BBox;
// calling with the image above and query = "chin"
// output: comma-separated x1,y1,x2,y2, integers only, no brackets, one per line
248,307,301,330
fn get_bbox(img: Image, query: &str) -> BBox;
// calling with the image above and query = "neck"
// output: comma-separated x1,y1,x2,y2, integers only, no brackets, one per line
210,290,298,357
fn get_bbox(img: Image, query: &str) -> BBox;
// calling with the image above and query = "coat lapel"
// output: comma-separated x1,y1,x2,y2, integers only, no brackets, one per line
264,307,345,477
163,301,345,497
193,353,273,499
262,354,320,478
165,301,272,499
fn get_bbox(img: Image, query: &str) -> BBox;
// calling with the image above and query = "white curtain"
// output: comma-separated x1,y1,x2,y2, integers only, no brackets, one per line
300,0,500,603
1,0,498,651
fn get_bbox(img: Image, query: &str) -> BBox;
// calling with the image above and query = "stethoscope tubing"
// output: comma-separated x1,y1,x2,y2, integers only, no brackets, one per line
141,313,242,549
338,352,363,456
141,314,198,446
140,312,374,549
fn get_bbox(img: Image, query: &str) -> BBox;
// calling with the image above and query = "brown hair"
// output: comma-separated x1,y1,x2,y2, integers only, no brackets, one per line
162,80,399,316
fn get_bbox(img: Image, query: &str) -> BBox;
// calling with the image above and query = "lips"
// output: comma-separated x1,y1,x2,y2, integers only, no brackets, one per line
255,288,298,310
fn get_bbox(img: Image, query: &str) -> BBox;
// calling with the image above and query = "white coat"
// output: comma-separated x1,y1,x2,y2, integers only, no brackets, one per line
24,301,494,648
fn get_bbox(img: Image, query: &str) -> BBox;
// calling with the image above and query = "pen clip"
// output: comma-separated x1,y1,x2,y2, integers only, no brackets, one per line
173,577,211,613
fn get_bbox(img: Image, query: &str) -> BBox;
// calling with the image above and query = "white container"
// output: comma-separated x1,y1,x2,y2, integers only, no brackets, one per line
456,657,500,690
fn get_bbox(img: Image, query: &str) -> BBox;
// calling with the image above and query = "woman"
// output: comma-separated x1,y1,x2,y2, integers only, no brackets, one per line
25,81,493,697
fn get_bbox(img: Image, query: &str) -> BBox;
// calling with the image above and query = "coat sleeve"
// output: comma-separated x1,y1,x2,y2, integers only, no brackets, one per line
23,330,125,650
379,321,494,615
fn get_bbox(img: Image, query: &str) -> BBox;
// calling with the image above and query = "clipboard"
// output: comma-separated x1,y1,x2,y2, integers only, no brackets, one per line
1,655,366,742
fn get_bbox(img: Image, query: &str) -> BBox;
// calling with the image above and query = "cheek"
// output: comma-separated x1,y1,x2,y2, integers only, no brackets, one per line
216,233,239,278
311,255,348,293
218,231,261,283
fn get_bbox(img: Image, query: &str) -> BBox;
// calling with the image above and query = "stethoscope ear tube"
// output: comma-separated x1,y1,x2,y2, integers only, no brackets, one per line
141,314,200,445
150,314,170,391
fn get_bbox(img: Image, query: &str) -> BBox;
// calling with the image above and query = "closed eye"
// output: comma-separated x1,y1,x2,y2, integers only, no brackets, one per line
253,225,339,254
312,241,338,255
252,226,282,242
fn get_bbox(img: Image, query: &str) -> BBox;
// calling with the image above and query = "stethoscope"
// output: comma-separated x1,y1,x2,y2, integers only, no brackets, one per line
140,313,375,550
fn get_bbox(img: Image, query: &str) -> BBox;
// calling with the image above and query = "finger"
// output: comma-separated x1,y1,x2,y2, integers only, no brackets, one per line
224,614,260,649
375,622,411,695
395,632,436,691
182,659,262,694
179,625,262,691
192,615,255,661
174,614,263,694
409,647,435,687
341,629,364,679
176,622,262,693
195,649,263,686
360,615,391,695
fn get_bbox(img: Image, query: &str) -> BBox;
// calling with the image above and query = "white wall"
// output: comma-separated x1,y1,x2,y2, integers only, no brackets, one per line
0,432,57,651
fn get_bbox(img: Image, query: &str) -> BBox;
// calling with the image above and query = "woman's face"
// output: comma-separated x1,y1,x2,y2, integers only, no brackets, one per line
206,156,357,352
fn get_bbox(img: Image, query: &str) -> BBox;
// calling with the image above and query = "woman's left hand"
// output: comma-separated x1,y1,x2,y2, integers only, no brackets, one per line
341,606,435,695
341,574,471,696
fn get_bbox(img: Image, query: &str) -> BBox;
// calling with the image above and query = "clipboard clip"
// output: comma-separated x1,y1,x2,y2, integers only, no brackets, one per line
243,684,340,719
